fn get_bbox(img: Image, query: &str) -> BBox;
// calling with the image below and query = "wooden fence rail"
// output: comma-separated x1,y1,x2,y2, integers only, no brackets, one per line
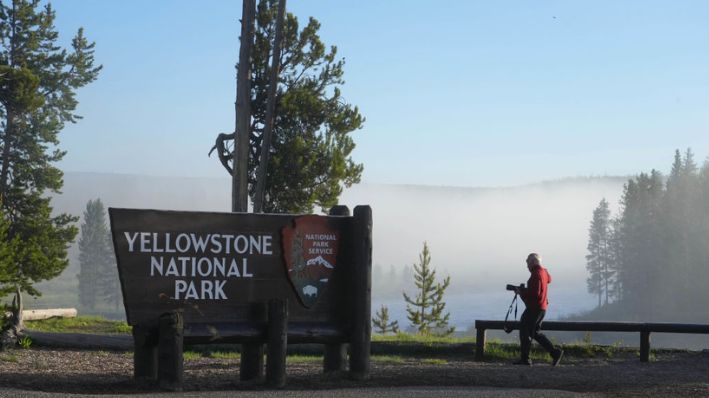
475,320,709,362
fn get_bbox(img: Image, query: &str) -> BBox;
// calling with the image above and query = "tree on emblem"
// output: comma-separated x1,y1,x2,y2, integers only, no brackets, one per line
290,233,306,276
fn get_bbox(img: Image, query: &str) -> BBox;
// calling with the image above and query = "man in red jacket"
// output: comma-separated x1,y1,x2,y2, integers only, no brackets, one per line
513,253,564,366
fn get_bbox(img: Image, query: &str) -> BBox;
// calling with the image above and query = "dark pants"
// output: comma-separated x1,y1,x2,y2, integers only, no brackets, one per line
519,308,556,361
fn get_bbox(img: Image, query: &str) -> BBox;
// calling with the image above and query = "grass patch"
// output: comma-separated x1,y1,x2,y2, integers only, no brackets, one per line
372,355,405,364
372,332,474,345
287,355,321,364
483,340,523,361
183,351,203,361
25,316,131,334
0,354,17,363
24,316,649,364
18,335,32,349
208,351,240,360
420,358,448,365
481,339,641,363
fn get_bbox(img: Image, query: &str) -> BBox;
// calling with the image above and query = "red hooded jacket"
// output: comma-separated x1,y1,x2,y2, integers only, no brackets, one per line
521,264,551,310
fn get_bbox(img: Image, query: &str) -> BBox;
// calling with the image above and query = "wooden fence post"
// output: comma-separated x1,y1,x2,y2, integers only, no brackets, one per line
132,323,158,380
640,330,651,362
241,302,266,381
324,344,348,373
240,344,264,381
475,327,486,361
324,205,350,373
266,299,288,388
158,311,184,391
349,205,372,380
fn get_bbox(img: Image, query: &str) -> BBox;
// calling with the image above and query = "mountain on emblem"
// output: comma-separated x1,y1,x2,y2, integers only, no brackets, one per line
306,255,334,268
282,215,340,308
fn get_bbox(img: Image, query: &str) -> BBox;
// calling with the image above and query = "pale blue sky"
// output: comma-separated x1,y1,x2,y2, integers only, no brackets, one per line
52,1,709,187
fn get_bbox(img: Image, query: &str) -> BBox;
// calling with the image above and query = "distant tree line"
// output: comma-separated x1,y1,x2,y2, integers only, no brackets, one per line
372,264,415,298
585,149,709,321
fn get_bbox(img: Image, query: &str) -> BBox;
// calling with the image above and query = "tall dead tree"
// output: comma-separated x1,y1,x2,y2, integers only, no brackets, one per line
233,0,256,212
253,0,286,213
235,0,266,380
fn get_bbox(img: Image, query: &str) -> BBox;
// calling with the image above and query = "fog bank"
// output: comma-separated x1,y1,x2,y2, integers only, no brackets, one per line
39,172,625,324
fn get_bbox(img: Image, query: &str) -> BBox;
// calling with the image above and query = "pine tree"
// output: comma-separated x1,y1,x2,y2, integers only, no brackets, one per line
0,0,101,309
698,159,709,319
586,198,613,307
103,232,122,311
372,305,399,335
612,170,666,319
0,207,18,307
77,199,116,312
212,0,364,213
402,242,454,336
664,148,702,315
608,216,624,302
606,149,709,320
665,150,688,292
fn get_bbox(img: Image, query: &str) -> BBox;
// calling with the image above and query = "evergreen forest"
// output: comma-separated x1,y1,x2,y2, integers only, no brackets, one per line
585,149,709,322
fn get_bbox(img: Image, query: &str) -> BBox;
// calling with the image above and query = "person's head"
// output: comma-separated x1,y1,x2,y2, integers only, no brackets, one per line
526,253,541,271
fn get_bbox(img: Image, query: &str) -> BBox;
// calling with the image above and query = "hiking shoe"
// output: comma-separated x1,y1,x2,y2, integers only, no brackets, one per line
513,359,532,366
552,348,564,366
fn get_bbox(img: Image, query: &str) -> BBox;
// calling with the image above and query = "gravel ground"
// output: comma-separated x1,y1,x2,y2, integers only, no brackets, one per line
0,348,708,397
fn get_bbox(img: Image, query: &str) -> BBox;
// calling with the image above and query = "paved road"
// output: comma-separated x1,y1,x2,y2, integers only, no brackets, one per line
0,387,597,398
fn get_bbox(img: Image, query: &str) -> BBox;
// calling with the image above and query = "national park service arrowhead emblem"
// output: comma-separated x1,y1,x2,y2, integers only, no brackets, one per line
282,215,340,308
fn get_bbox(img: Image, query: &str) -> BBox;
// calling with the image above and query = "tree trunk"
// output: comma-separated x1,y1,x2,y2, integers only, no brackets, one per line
12,287,23,332
604,263,609,306
253,0,286,213
0,111,15,202
233,0,256,213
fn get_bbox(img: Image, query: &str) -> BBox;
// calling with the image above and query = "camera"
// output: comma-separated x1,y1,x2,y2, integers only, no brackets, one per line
506,283,525,291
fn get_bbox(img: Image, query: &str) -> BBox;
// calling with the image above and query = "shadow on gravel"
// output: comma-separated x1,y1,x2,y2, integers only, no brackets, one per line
1,351,709,396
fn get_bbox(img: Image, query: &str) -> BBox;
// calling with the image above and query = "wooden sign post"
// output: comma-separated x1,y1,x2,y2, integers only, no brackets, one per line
109,205,372,390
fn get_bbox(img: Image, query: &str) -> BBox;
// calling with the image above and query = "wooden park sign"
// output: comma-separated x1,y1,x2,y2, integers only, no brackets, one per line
109,205,372,390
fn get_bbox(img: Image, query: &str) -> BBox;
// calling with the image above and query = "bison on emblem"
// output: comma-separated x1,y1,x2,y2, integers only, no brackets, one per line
282,215,340,308
303,285,318,298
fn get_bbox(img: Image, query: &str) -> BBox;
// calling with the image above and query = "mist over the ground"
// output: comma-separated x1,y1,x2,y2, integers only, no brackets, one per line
37,172,625,323
337,178,626,295
52,173,628,293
